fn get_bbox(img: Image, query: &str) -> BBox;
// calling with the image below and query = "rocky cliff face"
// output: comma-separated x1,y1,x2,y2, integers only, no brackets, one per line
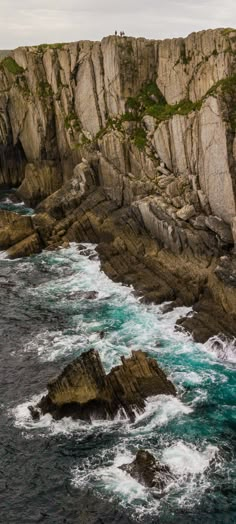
1,28,236,341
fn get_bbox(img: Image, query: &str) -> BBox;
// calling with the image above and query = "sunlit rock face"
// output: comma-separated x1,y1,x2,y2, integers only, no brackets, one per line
30,349,176,422
0,28,236,341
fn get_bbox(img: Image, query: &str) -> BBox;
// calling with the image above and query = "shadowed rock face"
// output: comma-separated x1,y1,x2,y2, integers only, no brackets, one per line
30,349,176,422
119,450,174,491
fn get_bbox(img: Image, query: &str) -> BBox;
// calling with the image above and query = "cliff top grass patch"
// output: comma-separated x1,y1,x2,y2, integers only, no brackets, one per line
221,28,236,36
0,57,24,75
36,43,66,53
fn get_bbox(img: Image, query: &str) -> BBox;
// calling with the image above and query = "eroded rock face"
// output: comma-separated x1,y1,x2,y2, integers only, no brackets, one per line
1,29,236,342
17,162,62,207
120,450,174,491
31,349,176,422
0,209,42,257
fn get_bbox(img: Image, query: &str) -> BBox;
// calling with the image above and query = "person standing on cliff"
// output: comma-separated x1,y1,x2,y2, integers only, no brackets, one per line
115,30,117,36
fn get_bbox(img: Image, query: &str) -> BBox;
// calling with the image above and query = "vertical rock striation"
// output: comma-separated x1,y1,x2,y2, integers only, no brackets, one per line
1,28,236,340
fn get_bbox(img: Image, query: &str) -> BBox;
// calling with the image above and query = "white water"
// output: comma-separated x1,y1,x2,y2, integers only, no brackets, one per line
9,243,235,520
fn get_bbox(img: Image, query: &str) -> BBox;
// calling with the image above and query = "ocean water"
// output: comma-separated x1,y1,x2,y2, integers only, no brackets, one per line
0,191,236,523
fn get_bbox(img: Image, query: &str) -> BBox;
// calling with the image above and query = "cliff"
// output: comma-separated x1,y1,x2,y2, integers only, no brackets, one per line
1,28,236,341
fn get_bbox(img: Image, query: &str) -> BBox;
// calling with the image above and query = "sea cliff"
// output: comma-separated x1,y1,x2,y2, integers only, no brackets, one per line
1,28,236,341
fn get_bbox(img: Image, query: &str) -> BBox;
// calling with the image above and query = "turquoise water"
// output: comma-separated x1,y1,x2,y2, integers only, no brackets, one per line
1,192,236,523
0,188,34,215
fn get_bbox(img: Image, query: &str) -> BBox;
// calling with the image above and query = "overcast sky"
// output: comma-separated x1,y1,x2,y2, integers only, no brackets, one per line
0,0,235,49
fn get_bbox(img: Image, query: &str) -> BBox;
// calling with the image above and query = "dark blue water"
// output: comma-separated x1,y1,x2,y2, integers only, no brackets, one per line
0,191,236,523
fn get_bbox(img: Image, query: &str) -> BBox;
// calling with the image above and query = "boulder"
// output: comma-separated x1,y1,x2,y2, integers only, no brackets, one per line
119,450,174,491
30,349,176,422
7,232,41,258
0,210,34,248
176,204,196,221
205,215,233,244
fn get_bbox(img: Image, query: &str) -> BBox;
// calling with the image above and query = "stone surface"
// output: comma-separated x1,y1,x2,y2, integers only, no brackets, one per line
0,210,35,248
120,450,174,491
1,30,236,342
7,232,41,258
32,349,176,422
17,162,62,207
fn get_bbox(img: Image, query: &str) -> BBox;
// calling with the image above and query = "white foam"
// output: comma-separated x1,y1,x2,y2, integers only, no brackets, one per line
72,447,161,518
162,441,218,475
205,335,236,364
129,395,193,436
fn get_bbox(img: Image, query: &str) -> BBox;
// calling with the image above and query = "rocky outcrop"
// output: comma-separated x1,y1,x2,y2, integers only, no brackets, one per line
17,161,62,207
0,209,41,257
1,29,236,341
120,450,174,491
30,349,176,422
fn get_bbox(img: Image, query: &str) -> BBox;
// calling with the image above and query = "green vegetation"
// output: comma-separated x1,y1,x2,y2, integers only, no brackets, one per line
206,74,236,97
64,112,81,132
209,74,236,131
15,75,31,97
1,57,24,75
36,43,65,52
37,80,53,98
133,127,147,150
125,81,202,123
221,28,236,36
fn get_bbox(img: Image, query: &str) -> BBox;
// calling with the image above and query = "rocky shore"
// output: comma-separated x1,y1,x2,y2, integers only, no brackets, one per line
1,28,236,341
29,349,176,422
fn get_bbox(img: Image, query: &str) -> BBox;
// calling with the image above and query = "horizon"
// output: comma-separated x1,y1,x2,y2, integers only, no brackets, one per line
1,26,236,52
0,0,235,49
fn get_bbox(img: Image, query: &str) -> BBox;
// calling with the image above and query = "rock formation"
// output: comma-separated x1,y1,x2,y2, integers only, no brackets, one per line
1,28,236,340
29,349,176,422
0,210,41,257
119,450,174,491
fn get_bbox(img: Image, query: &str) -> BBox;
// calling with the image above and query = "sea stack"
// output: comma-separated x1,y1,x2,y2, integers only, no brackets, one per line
30,349,176,422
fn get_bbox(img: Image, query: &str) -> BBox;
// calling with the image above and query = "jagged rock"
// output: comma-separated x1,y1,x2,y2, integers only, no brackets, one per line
0,210,35,248
205,216,233,244
176,204,196,221
119,450,174,491
17,162,62,207
215,256,236,287
32,213,57,244
67,290,98,301
176,290,236,343
7,233,41,259
31,349,176,422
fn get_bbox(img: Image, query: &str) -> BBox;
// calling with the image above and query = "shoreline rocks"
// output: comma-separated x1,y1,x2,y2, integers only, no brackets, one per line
120,450,174,491
29,349,176,423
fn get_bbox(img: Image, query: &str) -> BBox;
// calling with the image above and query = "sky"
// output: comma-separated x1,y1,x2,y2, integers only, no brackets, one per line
0,0,235,49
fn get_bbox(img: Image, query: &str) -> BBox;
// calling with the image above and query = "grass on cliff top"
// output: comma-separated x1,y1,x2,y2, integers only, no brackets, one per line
36,43,66,52
221,28,236,36
0,57,24,75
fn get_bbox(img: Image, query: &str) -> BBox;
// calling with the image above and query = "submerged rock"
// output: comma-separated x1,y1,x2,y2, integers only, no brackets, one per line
31,349,176,422
120,450,174,491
